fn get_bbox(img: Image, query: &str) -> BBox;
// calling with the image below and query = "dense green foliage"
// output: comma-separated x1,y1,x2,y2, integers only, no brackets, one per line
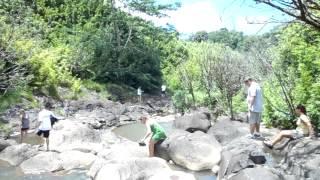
264,24,320,130
0,0,319,131
0,0,180,108
169,25,320,130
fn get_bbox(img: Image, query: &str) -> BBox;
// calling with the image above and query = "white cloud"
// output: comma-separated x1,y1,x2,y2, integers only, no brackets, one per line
115,0,273,35
165,1,223,33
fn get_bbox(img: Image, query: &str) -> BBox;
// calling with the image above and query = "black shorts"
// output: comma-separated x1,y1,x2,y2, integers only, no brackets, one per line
37,130,50,138
21,128,29,131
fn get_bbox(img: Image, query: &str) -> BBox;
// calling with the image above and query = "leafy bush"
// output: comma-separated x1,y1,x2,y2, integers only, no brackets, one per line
172,90,192,114
82,80,105,92
232,90,247,114
0,122,12,138
106,83,135,102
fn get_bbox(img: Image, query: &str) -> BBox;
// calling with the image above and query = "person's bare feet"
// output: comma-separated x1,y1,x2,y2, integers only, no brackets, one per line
263,140,273,149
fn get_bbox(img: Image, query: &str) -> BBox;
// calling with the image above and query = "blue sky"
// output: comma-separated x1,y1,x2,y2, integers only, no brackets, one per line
153,0,289,35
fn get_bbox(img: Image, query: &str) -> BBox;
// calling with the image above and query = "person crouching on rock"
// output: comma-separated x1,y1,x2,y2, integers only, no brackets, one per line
139,116,167,157
263,104,315,149
36,102,59,151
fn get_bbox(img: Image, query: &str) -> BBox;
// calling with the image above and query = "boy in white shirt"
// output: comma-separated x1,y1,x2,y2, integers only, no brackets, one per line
37,102,59,151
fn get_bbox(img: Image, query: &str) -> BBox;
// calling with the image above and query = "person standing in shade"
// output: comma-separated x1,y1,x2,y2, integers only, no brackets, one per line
244,78,263,139
20,110,29,143
137,87,143,103
37,102,59,151
63,100,69,117
161,84,166,97
139,116,167,157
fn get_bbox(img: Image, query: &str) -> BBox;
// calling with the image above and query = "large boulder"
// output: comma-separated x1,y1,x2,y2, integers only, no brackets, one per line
161,130,222,171
207,116,248,145
88,158,109,179
50,120,104,152
59,150,97,171
20,152,63,174
95,158,169,180
0,144,37,166
229,167,281,180
74,109,118,128
109,103,128,116
68,99,107,112
0,139,16,152
278,138,320,179
174,112,211,132
99,139,148,161
218,137,268,179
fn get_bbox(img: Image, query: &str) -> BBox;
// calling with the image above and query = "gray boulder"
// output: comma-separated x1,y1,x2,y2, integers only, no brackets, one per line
207,116,248,145
218,137,268,179
0,144,37,166
174,112,211,132
119,115,132,124
59,150,97,171
20,152,63,174
0,139,16,152
88,158,108,179
95,158,169,180
164,130,222,171
74,109,118,128
68,99,106,112
279,139,320,179
99,140,148,161
50,120,103,152
109,103,127,116
234,112,248,122
229,167,281,180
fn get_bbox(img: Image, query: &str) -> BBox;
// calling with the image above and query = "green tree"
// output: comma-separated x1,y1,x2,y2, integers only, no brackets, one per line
207,28,244,49
190,31,209,42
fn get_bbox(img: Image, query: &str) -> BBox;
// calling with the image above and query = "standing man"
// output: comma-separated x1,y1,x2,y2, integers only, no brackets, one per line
137,87,143,103
37,102,59,151
244,78,263,139
161,84,166,97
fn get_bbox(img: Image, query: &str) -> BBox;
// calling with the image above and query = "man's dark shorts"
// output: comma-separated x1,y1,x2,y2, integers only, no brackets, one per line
37,130,50,138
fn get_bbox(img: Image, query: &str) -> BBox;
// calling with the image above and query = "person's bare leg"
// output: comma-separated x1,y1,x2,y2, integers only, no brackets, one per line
250,124,255,135
148,140,157,157
38,135,44,146
45,138,49,151
256,123,260,134
270,130,292,146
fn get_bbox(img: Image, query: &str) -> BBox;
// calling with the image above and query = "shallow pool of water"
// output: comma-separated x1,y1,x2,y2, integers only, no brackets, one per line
112,121,217,180
9,132,42,145
112,121,174,142
0,160,90,180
